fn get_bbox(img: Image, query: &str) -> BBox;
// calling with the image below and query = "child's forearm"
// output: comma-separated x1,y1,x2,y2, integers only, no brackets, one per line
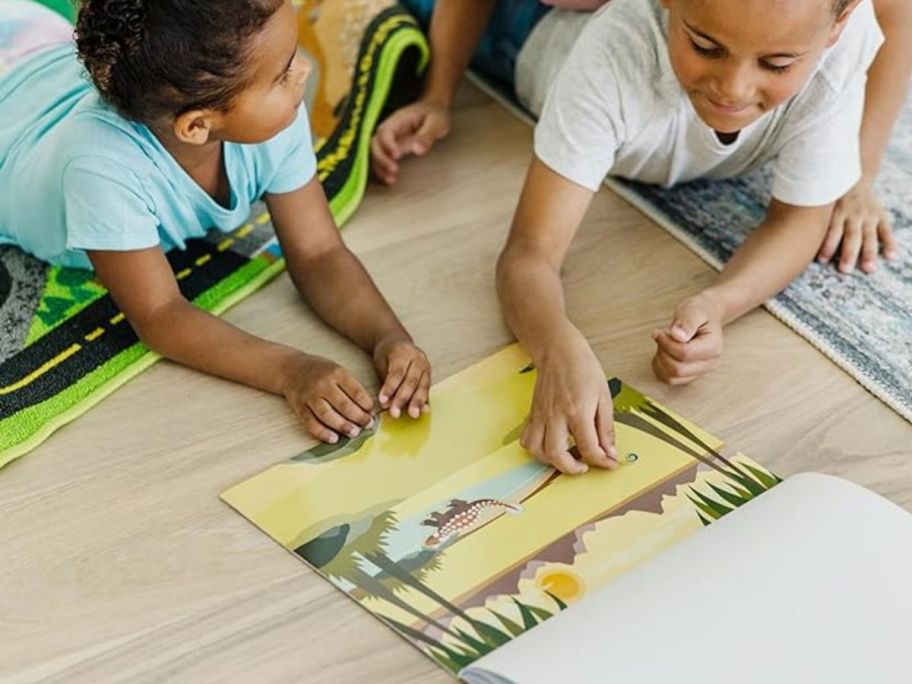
702,203,833,324
134,298,304,396
860,0,912,182
422,0,498,106
287,245,411,353
497,245,576,364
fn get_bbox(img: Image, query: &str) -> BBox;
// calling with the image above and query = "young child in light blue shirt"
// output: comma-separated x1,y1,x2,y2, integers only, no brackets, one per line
0,0,432,442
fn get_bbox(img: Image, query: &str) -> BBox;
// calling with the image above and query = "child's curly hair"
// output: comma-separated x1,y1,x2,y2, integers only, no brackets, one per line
76,0,284,123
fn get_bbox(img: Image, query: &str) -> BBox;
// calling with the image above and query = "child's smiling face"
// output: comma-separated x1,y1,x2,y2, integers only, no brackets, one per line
218,0,311,143
662,0,858,134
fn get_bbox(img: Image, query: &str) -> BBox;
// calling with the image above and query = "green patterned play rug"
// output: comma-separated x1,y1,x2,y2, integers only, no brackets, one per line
0,3,428,468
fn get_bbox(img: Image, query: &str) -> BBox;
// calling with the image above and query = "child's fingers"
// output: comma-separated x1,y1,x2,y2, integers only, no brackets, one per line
337,374,375,414
669,303,709,344
595,395,618,464
390,363,422,418
656,350,713,385
309,398,361,439
411,116,449,155
652,351,698,386
328,386,374,428
407,371,431,419
879,221,898,261
839,217,863,273
379,357,409,413
569,410,613,469
544,422,587,475
376,123,403,159
370,136,399,184
860,218,880,274
302,407,341,444
520,420,544,459
818,216,844,263
652,329,716,363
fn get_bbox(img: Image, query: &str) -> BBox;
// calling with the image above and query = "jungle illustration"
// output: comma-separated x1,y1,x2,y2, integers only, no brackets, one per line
222,345,780,675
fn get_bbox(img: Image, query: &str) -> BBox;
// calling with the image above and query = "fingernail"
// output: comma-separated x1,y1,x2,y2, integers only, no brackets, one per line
348,427,360,438
390,406,400,419
328,434,339,444
422,404,430,414
607,446,618,459
379,394,389,405
409,406,419,419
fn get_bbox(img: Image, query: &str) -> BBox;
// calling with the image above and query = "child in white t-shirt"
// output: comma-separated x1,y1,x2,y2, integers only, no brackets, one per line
497,0,897,475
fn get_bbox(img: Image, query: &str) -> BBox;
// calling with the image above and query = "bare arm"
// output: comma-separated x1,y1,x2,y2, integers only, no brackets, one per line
267,176,412,352
89,246,303,396
422,0,499,108
267,177,431,419
861,0,912,182
497,157,617,475
706,200,835,323
497,157,594,360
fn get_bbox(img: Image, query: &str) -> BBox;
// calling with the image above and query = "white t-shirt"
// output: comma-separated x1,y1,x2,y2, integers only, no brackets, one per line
516,0,884,206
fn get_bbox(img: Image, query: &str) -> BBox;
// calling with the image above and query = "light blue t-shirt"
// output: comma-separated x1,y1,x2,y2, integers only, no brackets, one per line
0,44,317,270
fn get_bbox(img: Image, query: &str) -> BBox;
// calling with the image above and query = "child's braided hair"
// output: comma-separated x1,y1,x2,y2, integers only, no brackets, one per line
76,0,283,123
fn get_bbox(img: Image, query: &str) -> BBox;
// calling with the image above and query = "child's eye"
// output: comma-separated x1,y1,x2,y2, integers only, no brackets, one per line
761,61,792,74
689,39,723,58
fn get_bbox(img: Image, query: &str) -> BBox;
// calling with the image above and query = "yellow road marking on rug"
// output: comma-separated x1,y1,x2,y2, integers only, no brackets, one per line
176,268,192,281
255,213,271,225
110,312,126,325
0,344,82,395
195,254,212,267
84,328,105,342
217,238,234,252
236,224,254,238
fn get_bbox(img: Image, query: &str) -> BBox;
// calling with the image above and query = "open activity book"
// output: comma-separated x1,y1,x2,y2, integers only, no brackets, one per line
221,346,912,683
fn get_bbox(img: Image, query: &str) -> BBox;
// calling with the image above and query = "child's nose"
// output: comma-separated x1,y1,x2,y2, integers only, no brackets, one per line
713,62,755,104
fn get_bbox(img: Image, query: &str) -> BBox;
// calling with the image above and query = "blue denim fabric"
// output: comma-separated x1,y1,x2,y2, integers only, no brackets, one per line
400,0,551,88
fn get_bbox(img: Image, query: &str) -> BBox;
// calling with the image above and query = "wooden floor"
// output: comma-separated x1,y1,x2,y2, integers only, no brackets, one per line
1,80,910,683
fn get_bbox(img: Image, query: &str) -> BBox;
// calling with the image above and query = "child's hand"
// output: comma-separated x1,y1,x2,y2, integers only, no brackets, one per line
521,327,618,476
652,293,724,385
818,181,897,274
370,99,451,186
373,335,431,419
283,354,375,444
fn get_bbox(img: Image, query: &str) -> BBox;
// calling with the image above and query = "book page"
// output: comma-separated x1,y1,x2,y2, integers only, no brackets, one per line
462,473,912,684
222,345,782,677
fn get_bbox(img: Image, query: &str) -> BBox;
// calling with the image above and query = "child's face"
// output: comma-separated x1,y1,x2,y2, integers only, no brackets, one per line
662,0,855,133
218,0,311,143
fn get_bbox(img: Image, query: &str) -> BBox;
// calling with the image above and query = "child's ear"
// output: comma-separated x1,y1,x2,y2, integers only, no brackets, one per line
173,110,218,145
825,0,862,48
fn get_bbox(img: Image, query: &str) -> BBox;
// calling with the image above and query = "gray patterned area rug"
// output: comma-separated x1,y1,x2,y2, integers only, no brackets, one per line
472,73,912,423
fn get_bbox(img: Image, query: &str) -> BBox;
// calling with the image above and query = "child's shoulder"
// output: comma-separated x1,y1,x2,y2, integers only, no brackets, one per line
814,0,884,97
1,44,157,183
572,0,679,108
